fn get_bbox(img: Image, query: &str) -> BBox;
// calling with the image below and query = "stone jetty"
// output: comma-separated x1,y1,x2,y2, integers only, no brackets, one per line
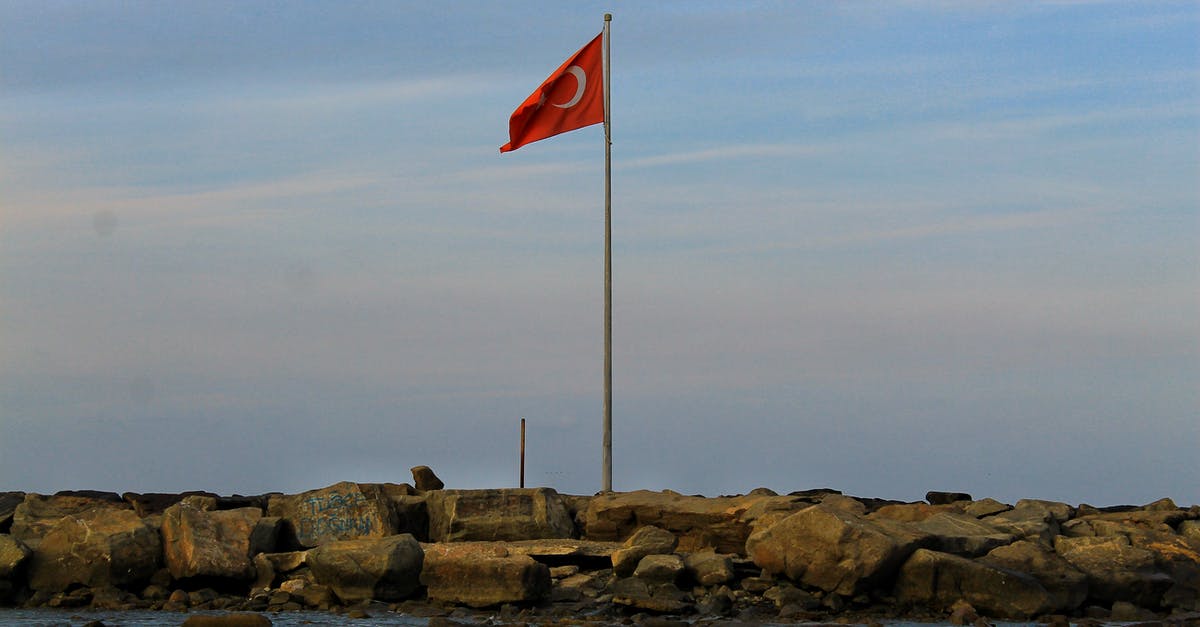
2,469,1199,625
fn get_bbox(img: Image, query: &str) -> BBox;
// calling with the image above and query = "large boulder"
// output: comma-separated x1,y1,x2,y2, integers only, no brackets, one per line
983,500,1071,546
745,503,932,596
10,493,134,549
425,488,575,542
912,512,1016,557
266,482,399,548
1054,535,1173,608
979,540,1088,613
27,508,160,592
307,535,423,603
162,500,278,580
586,490,806,554
421,542,551,607
894,548,1054,619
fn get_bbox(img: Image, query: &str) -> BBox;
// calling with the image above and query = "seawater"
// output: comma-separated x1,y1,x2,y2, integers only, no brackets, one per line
0,611,1057,627
0,609,427,626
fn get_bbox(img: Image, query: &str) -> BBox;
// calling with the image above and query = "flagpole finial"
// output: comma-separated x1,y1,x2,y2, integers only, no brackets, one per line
604,13,612,21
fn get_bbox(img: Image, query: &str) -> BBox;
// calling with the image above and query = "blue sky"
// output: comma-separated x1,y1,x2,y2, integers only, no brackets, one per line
1,1,1197,506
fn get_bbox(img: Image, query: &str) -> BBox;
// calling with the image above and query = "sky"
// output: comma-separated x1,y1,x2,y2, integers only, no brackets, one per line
1,1,1197,507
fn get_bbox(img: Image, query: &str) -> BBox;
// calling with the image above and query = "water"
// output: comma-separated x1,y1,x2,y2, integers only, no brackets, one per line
0,609,428,626
0,610,1062,626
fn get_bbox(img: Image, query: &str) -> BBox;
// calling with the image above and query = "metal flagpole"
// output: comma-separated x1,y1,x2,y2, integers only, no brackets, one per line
602,13,613,493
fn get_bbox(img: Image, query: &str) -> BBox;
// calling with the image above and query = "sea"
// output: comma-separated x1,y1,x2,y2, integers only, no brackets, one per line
0,610,1056,627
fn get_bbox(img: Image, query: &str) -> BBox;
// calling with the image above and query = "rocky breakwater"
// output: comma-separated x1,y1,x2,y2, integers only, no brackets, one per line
2,473,1199,626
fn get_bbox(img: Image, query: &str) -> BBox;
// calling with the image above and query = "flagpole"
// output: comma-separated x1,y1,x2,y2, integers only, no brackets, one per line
601,13,613,494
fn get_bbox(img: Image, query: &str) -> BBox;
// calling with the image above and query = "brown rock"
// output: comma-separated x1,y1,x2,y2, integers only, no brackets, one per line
683,551,736,586
979,540,1088,612
1054,535,1173,607
586,489,807,554
746,503,932,596
421,541,551,607
634,553,685,583
27,508,160,592
425,488,575,542
912,512,1016,557
162,502,265,580
871,502,961,523
894,548,1053,619
0,492,25,532
10,493,134,549
266,482,398,548
307,534,424,603
963,498,1012,519
0,534,31,579
411,466,445,491
610,526,676,578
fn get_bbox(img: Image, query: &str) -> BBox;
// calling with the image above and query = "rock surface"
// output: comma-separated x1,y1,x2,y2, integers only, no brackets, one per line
425,488,575,542
307,534,424,603
586,489,805,554
746,503,931,595
895,548,1053,618
267,482,398,548
26,508,160,592
421,542,551,607
162,501,275,580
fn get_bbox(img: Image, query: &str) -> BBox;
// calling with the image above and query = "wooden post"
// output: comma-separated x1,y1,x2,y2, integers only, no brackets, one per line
520,418,526,489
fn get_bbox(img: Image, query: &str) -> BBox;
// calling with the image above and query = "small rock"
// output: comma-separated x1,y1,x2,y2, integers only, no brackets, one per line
411,465,445,491
633,554,685,583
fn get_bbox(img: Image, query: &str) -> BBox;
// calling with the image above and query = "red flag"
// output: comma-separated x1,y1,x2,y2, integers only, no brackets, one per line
501,33,605,153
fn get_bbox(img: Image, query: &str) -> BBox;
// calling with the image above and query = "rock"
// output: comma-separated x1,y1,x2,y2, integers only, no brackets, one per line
979,540,1088,612
411,465,445,491
683,551,736,586
0,534,31,579
387,493,429,541
425,488,575,542
0,492,24,532
634,554,685,583
609,577,693,613
983,500,1069,545
1054,535,1173,607
122,491,219,517
1110,600,1158,621
895,548,1053,618
266,482,398,548
963,498,1012,519
927,491,973,505
502,537,621,562
746,503,932,596
421,542,551,607
307,534,423,603
912,512,1016,557
10,493,134,549
180,614,273,627
27,508,160,592
162,501,266,580
612,525,679,577
871,502,961,523
763,582,819,610
586,489,806,554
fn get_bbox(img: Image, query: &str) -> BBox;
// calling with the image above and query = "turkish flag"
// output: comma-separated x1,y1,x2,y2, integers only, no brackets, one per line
501,33,605,153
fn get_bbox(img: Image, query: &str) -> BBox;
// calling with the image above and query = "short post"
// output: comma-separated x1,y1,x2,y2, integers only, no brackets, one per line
520,418,527,488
